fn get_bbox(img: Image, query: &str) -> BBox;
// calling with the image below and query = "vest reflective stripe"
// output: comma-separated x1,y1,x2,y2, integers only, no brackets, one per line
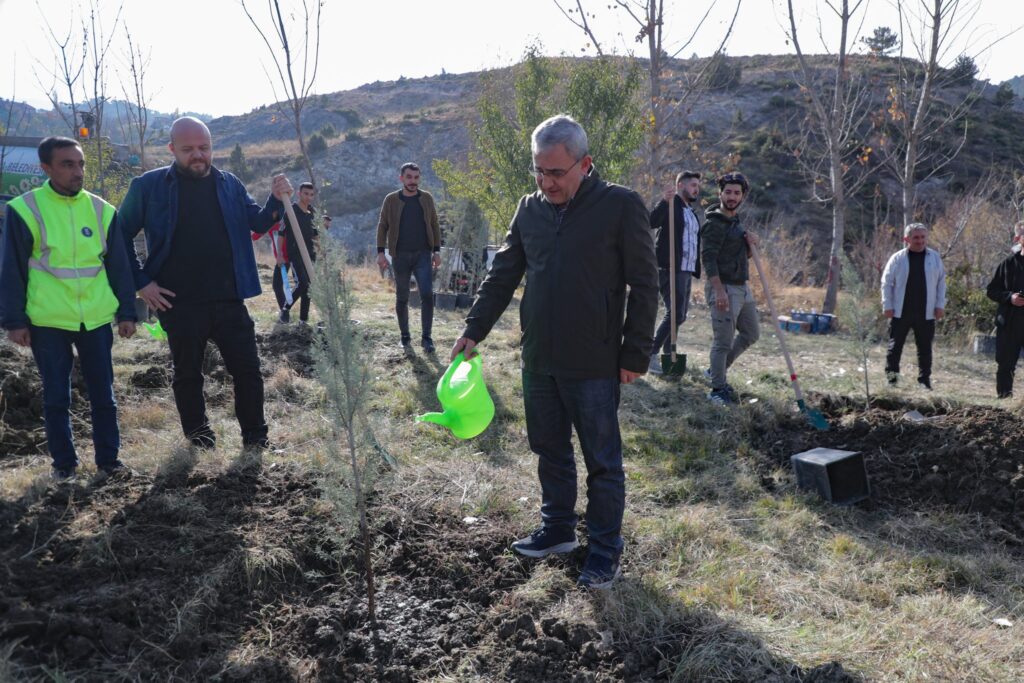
21,191,107,279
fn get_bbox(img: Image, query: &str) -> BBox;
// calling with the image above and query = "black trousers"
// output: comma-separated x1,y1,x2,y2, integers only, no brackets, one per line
271,265,287,310
995,315,1024,397
885,316,935,381
283,257,313,322
392,250,434,341
158,300,267,445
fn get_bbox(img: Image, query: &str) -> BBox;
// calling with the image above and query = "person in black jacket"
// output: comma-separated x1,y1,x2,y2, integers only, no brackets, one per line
450,114,658,589
279,182,319,323
648,170,703,372
700,172,759,405
986,222,1024,398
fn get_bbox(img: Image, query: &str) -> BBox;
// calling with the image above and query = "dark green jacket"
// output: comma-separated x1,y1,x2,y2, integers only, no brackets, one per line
699,204,749,285
461,170,658,378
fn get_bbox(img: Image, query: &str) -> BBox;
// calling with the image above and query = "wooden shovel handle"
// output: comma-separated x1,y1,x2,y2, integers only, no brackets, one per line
749,242,805,403
282,198,315,279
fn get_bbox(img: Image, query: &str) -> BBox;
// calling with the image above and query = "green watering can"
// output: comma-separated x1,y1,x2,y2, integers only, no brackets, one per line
416,352,495,439
143,320,167,341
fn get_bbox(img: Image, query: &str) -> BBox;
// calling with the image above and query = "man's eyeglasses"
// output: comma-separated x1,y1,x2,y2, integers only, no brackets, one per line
529,158,582,180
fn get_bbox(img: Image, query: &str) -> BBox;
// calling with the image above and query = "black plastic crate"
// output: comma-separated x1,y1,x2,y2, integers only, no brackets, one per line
791,447,870,505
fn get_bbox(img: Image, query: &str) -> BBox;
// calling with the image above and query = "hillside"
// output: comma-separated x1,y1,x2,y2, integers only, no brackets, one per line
207,55,1024,277
5,55,1024,277
1004,74,1024,98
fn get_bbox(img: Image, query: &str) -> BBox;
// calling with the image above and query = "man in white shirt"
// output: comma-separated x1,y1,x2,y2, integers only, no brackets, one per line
648,171,704,371
880,223,946,390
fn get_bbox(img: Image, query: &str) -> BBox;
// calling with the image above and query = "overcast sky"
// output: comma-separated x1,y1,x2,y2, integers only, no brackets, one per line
0,0,1020,118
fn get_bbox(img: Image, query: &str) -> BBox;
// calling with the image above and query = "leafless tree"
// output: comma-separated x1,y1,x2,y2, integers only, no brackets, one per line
785,0,877,314
1,62,29,194
888,0,1015,228
553,0,742,196
885,0,983,227
34,12,87,138
116,25,152,169
82,1,124,195
34,1,123,194
241,0,322,187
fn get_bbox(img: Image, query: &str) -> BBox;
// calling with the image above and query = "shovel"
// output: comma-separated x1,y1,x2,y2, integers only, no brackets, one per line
659,195,687,376
749,242,829,431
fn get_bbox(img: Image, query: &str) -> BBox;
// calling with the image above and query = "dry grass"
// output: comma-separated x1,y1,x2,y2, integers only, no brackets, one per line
3,263,1022,681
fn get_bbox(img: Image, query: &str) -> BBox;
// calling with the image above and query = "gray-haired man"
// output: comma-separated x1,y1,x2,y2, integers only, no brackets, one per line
450,114,658,589
881,223,946,390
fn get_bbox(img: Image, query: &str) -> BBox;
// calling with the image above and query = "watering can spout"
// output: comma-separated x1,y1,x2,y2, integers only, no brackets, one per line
415,412,451,428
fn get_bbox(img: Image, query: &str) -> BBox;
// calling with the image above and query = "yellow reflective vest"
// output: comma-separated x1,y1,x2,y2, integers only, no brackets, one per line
6,181,119,331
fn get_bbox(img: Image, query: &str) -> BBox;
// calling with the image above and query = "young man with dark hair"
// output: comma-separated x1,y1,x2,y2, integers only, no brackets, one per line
279,181,318,323
119,117,293,450
648,170,703,372
0,136,138,480
881,223,946,390
376,162,442,352
700,172,759,405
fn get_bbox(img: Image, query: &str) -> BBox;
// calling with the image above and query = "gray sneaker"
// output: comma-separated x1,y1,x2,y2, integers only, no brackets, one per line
703,368,713,382
577,553,621,589
648,354,663,375
708,387,738,405
51,467,77,482
511,526,580,558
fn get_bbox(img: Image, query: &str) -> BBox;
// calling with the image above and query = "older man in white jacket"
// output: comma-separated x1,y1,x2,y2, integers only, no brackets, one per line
881,223,947,390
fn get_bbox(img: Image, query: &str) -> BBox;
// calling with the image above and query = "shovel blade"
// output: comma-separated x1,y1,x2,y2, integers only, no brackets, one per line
797,399,830,431
659,353,687,376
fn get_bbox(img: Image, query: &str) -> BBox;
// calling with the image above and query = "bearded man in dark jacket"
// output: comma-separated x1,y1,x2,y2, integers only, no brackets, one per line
450,114,658,589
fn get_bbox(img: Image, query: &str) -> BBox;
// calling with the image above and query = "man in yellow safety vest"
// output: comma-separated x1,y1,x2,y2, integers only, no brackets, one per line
0,136,138,480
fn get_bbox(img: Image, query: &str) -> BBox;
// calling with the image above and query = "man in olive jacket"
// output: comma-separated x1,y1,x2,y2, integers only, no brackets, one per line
375,162,442,352
450,115,658,589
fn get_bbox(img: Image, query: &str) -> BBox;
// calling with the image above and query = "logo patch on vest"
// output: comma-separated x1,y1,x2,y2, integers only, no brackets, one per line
81,226,93,237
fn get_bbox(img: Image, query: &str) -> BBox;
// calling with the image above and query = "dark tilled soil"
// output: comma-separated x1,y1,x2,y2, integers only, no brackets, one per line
0,463,857,682
0,463,620,681
257,324,316,377
751,394,1024,540
0,346,91,457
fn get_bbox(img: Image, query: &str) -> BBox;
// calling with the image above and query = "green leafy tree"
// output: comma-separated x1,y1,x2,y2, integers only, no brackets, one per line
228,143,252,181
435,49,643,239
307,132,328,156
948,54,978,87
861,26,899,55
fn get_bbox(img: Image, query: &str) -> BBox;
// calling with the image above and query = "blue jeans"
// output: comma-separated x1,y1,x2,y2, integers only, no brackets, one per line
392,250,434,341
30,324,120,470
522,370,624,559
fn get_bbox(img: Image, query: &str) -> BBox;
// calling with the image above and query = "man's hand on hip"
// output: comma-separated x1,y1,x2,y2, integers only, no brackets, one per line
7,328,30,347
450,337,477,362
139,281,176,311
620,368,643,384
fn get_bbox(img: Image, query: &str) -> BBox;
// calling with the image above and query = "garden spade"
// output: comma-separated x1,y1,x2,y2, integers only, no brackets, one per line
749,243,829,431
660,196,687,376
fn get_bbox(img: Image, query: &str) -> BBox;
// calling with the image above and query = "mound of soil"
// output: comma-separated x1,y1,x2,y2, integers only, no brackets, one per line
752,396,1024,540
0,463,854,681
129,366,170,389
257,324,316,376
